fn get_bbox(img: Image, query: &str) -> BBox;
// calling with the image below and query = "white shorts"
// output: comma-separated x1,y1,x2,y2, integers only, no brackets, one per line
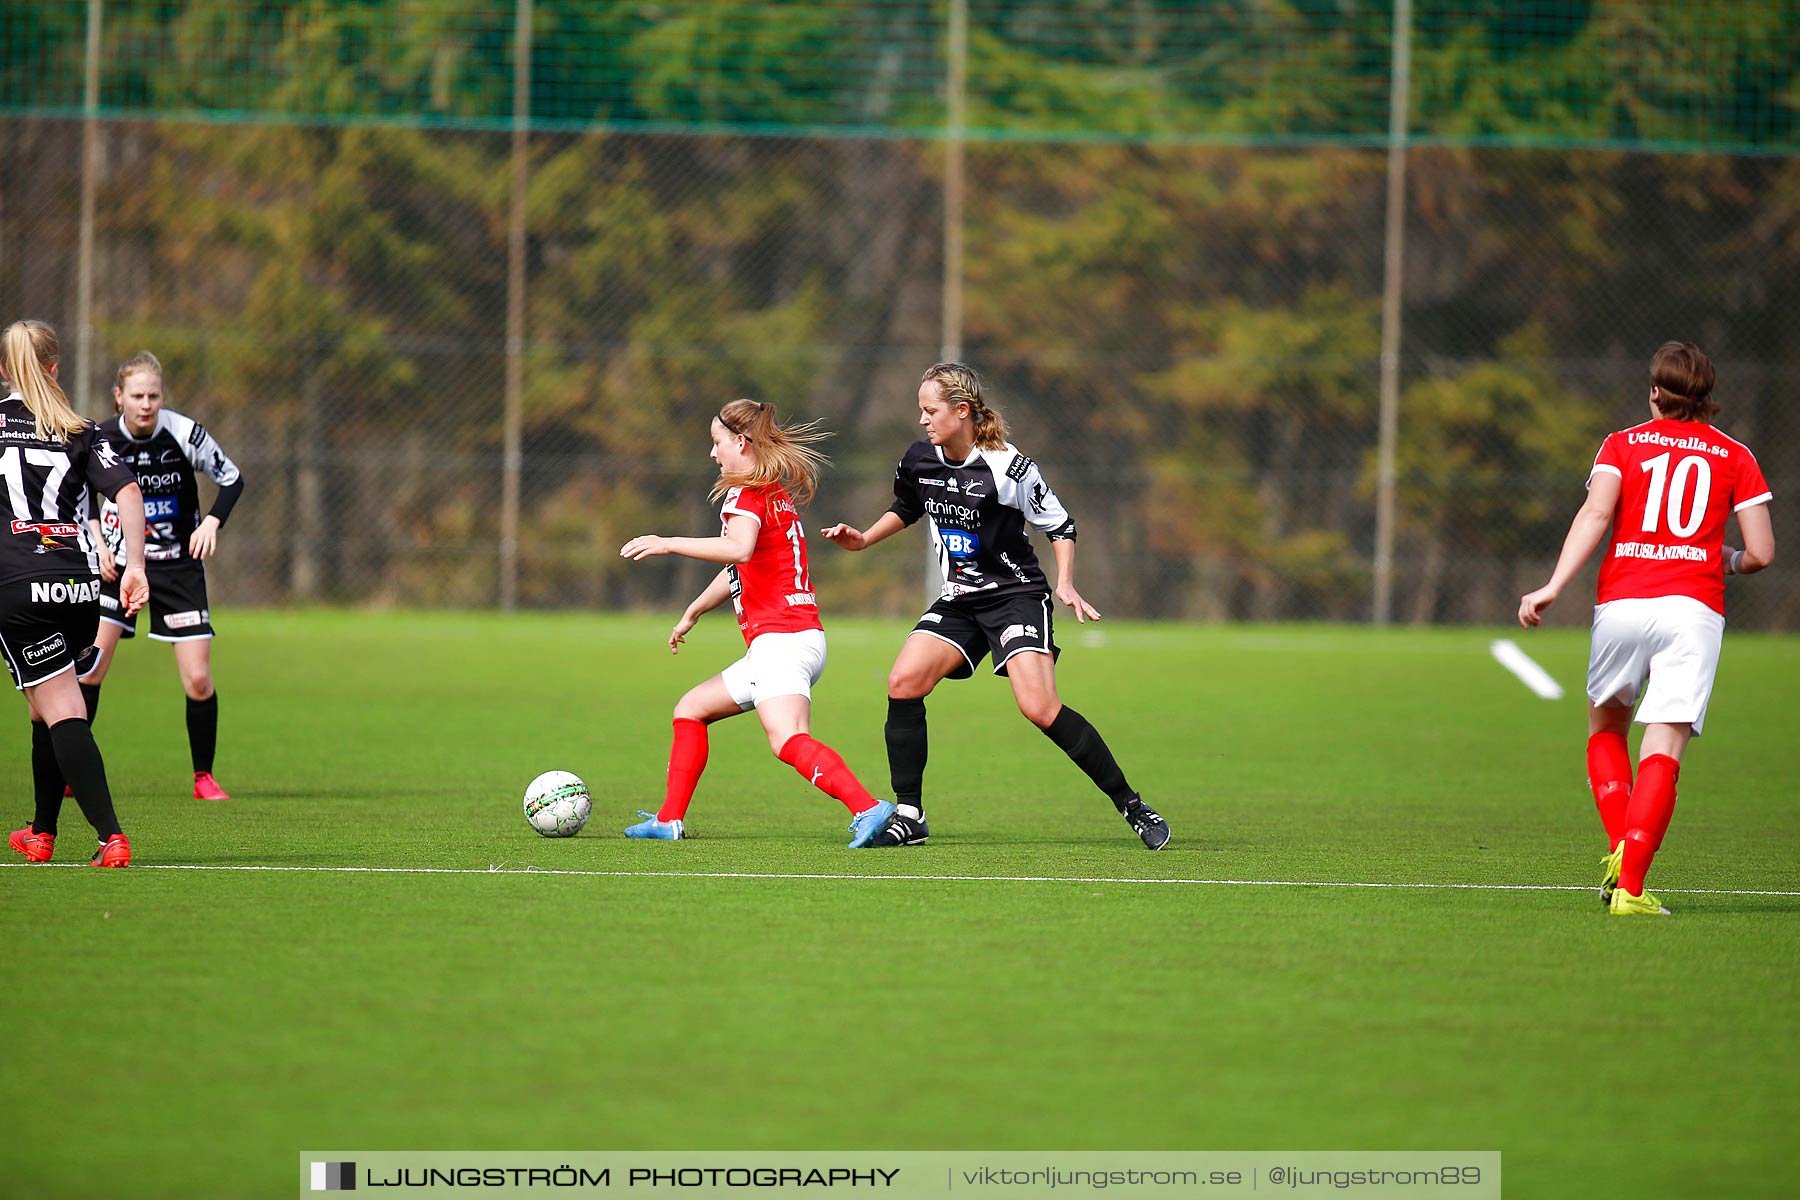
1586,595,1725,736
720,629,827,711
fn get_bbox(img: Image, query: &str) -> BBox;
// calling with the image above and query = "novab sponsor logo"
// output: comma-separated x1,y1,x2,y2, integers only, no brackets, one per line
166,609,209,629
30,579,100,604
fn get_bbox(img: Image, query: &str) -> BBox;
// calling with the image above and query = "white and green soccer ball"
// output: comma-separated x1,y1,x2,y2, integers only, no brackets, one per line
523,770,592,837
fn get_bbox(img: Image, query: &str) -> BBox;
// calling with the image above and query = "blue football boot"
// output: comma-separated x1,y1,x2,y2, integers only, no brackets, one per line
625,810,685,840
847,800,898,849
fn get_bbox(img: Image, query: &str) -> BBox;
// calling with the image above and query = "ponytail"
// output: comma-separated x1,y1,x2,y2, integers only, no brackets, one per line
711,398,831,507
922,361,1008,450
2,320,86,442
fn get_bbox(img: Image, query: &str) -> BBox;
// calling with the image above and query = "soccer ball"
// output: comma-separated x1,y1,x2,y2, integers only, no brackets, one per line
523,770,592,837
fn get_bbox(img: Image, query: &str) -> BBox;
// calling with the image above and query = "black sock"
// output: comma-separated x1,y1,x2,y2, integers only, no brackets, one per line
49,718,122,840
187,694,218,775
31,720,65,836
1042,706,1137,811
885,696,928,818
80,681,101,725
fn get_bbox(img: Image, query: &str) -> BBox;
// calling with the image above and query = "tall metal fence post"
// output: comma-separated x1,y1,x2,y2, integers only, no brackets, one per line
927,0,969,604
941,0,967,365
500,0,533,613
75,0,103,414
1372,0,1413,626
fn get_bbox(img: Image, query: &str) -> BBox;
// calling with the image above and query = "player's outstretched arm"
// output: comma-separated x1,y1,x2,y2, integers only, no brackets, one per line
670,569,733,654
1519,473,1620,627
822,511,906,552
622,515,758,566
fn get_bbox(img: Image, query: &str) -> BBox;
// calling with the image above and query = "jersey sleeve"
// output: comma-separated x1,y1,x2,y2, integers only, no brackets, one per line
1588,432,1625,487
721,485,764,526
175,413,246,525
1733,446,1773,511
888,453,925,527
79,426,138,500
1004,451,1077,540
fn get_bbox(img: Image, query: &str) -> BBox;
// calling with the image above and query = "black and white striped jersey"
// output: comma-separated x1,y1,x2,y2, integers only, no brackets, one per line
0,392,138,585
95,409,243,566
888,440,1077,601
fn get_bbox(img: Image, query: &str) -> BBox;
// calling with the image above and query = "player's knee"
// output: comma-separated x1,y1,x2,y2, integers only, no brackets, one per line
1017,697,1061,729
181,674,214,701
887,669,934,699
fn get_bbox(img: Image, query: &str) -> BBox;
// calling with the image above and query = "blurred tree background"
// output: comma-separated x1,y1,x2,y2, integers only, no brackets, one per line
3,1,1796,625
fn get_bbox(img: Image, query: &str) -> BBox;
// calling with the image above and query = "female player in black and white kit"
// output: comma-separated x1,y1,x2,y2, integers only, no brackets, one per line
3,319,149,867
84,351,244,800
823,362,1169,849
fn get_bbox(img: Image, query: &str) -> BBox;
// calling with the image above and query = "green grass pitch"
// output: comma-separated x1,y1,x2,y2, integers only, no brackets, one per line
3,611,1796,1198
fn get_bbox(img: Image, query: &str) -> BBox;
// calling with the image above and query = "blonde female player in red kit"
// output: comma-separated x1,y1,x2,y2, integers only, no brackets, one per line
618,400,895,848
1519,342,1774,916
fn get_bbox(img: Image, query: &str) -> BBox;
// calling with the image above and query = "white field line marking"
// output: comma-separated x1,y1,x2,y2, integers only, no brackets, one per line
3,861,1795,896
1490,637,1566,699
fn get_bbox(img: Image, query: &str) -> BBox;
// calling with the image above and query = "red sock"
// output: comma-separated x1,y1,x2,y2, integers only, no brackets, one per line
1585,731,1633,849
657,718,709,822
1619,754,1679,896
778,734,879,814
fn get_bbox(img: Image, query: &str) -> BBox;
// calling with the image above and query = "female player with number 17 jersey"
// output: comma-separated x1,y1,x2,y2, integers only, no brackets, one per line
1519,342,1774,916
3,319,149,868
617,399,895,848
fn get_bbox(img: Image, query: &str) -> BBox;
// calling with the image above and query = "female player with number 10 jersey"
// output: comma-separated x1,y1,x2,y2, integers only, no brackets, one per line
1519,342,1774,916
616,399,895,848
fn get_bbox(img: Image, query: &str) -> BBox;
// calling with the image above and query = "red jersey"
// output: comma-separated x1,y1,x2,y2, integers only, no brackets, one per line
720,483,822,644
1589,418,1771,614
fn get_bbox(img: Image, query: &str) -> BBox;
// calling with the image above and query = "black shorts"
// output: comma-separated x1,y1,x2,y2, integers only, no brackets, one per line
910,590,1060,679
100,559,214,641
0,578,102,691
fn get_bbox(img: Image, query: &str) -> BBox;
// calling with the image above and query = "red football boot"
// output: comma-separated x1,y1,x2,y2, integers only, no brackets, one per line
9,824,55,863
193,772,231,801
91,833,131,868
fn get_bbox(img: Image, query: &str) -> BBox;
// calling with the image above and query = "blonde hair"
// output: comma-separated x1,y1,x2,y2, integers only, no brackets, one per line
710,399,831,507
2,320,87,442
922,362,1007,450
113,350,165,408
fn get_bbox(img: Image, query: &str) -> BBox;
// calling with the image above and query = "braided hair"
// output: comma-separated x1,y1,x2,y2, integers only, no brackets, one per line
922,362,1007,450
